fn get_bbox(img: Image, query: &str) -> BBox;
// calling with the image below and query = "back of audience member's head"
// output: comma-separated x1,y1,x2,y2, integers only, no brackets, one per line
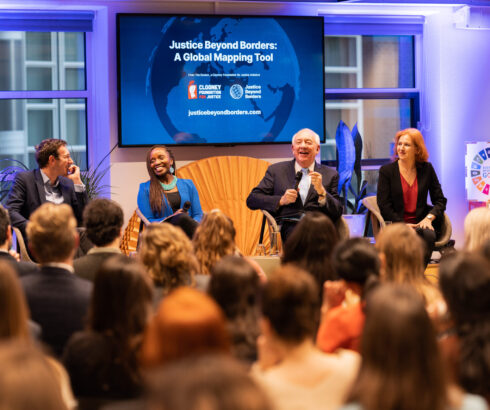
209,256,261,363
439,251,490,399
83,198,124,247
0,261,30,342
0,342,68,410
332,238,380,286
261,265,319,344
89,255,153,342
193,209,236,276
146,354,272,410
141,287,230,368
349,284,446,410
0,205,11,246
26,203,77,263
464,206,490,252
139,223,198,289
282,212,339,291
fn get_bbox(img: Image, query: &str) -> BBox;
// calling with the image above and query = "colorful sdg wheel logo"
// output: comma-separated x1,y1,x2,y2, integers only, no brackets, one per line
470,147,490,196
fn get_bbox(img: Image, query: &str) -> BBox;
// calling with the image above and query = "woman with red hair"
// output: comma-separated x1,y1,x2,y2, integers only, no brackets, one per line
140,287,230,368
377,128,447,266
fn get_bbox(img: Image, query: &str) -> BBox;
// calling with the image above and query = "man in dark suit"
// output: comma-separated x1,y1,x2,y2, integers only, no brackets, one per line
74,198,124,282
0,205,39,277
21,203,92,357
247,128,342,242
5,138,88,242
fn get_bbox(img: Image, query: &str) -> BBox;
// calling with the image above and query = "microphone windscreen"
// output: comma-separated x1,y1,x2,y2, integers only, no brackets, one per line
183,201,191,212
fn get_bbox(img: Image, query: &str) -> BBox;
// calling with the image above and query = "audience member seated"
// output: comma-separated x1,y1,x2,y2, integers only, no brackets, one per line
340,284,487,410
137,145,202,238
281,212,339,295
464,206,490,252
139,223,199,300
375,223,443,310
316,238,380,354
140,287,230,370
146,355,272,410
63,255,153,400
21,203,92,357
246,128,342,243
193,209,239,276
0,342,74,410
5,138,88,249
0,260,38,342
251,265,360,410
377,128,447,266
208,255,261,365
74,199,124,282
439,252,490,405
0,205,38,277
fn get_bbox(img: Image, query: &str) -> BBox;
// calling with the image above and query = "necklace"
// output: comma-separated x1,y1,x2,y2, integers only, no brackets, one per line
160,175,177,191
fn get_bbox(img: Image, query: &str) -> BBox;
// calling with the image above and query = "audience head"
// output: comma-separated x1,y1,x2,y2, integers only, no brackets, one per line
375,223,424,283
89,255,153,341
0,261,30,342
139,223,198,289
261,265,319,344
282,212,339,290
393,128,429,162
83,198,124,247
350,284,446,410
439,251,490,399
193,209,236,276
141,287,230,368
209,256,261,362
332,238,380,285
146,355,272,410
0,342,68,410
35,138,68,169
464,206,490,252
0,205,11,248
26,203,77,263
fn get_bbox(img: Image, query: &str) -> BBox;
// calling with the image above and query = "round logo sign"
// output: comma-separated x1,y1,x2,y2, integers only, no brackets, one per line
230,84,244,100
470,148,490,196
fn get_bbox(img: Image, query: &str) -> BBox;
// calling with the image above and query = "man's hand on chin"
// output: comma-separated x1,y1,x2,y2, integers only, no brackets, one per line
66,164,83,185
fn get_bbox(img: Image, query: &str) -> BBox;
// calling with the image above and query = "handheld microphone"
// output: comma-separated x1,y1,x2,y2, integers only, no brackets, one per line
182,201,191,213
294,171,303,191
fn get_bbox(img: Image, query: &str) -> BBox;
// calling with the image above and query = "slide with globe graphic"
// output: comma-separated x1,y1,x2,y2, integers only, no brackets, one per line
118,15,324,146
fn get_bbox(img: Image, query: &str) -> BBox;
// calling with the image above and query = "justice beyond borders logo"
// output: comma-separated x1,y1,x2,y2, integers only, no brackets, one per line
466,142,490,200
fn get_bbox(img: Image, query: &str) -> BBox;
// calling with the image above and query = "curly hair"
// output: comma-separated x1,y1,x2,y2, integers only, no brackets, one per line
139,223,198,290
83,199,124,247
193,210,236,276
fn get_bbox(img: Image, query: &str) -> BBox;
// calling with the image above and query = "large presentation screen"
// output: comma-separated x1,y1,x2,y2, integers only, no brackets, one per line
117,14,325,146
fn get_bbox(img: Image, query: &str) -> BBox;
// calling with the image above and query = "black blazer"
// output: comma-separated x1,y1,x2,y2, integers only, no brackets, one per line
21,266,92,357
246,160,343,222
5,169,88,239
0,251,39,277
377,161,447,232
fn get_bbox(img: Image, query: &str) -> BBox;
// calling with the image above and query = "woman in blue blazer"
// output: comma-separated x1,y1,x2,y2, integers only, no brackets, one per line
137,146,202,236
377,128,447,265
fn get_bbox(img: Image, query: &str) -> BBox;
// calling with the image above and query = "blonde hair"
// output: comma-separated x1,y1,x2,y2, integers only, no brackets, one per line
0,261,30,342
139,223,198,290
26,203,77,263
0,342,68,410
193,210,236,276
464,207,490,252
376,223,440,305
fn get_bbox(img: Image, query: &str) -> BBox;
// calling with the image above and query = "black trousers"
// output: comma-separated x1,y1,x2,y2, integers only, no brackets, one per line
415,227,437,266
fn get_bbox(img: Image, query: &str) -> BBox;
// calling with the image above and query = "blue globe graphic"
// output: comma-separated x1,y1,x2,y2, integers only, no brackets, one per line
147,17,300,143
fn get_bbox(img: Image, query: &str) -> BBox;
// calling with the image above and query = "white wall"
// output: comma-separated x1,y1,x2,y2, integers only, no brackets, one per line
6,0,489,245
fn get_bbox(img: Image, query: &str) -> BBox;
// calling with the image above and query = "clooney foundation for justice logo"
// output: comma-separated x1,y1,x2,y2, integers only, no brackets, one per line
470,147,490,196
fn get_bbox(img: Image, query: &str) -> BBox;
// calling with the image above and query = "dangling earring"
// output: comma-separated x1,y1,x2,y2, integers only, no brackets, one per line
170,166,175,174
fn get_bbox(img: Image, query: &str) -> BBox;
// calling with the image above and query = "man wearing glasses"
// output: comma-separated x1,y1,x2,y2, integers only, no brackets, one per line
6,138,88,245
